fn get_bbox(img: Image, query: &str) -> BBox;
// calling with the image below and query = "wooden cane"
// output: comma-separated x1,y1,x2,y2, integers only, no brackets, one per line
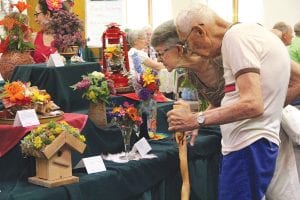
173,104,190,200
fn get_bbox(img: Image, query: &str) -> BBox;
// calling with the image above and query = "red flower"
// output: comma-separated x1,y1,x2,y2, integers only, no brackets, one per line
14,1,30,13
0,37,10,53
146,82,158,93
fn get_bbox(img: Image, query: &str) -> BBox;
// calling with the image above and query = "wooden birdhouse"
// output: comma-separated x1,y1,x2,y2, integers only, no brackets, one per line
28,131,86,188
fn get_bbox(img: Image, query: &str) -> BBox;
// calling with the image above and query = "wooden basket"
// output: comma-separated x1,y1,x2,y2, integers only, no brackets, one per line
88,102,107,128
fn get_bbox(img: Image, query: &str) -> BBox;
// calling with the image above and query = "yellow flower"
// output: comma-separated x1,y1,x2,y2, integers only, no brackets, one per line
49,135,56,141
54,127,62,134
79,135,86,142
33,136,42,149
142,73,155,86
88,90,96,99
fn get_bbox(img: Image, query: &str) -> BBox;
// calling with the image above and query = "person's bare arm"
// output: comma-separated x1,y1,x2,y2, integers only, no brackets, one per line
285,60,300,105
168,72,263,132
143,58,165,71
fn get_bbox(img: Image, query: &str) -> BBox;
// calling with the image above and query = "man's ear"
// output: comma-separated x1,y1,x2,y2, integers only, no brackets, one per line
193,24,206,38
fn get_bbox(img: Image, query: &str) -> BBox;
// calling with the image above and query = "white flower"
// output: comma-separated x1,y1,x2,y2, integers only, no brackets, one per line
91,71,104,79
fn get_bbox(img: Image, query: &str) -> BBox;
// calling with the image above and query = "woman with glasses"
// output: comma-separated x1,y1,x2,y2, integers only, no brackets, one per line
151,20,225,109
31,0,67,63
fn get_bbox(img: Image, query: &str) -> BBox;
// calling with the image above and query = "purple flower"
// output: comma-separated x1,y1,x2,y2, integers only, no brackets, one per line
139,88,152,100
76,79,90,89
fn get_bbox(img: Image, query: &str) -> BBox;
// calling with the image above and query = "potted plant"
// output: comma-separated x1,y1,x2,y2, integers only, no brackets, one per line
49,9,84,62
0,1,34,80
71,71,115,127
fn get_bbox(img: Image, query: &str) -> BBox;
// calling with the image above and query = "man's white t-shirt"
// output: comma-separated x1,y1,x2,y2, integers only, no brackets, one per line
220,23,291,155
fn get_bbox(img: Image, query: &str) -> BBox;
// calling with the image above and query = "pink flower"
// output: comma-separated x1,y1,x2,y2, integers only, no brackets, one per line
75,79,90,89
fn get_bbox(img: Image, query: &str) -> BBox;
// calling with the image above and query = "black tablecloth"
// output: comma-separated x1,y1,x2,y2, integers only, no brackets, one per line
10,62,101,112
0,92,222,200
0,117,221,200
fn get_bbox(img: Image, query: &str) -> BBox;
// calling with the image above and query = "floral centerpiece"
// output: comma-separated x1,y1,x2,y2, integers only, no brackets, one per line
20,120,86,157
49,9,84,59
0,81,59,118
0,1,34,80
104,44,124,72
109,102,142,128
132,67,160,135
109,102,142,160
71,71,115,127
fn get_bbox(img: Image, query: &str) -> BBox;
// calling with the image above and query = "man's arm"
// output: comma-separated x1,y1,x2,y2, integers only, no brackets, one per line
285,60,300,105
168,72,264,132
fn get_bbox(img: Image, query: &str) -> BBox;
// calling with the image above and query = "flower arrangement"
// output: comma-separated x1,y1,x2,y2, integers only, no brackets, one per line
109,102,142,128
104,44,124,71
71,71,115,104
0,81,58,117
0,1,34,53
132,67,160,101
20,120,86,156
49,9,84,52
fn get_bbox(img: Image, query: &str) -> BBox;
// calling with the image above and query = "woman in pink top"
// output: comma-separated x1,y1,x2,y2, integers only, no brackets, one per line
31,0,67,63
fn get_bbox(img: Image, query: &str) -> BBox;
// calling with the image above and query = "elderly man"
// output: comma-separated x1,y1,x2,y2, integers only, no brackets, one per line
167,3,291,200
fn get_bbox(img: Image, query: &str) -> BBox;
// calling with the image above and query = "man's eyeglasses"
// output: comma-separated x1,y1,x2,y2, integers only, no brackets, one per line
155,47,172,58
181,28,195,51
180,24,204,51
34,12,42,17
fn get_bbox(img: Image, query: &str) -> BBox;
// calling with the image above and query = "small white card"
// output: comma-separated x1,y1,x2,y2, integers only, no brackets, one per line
13,109,40,127
47,53,64,67
132,137,152,157
74,155,106,174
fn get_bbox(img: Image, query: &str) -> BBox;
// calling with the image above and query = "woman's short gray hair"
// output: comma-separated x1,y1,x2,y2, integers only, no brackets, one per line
127,29,146,47
151,20,180,48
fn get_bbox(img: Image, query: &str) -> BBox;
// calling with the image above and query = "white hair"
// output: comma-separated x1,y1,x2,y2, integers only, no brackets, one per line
175,3,219,34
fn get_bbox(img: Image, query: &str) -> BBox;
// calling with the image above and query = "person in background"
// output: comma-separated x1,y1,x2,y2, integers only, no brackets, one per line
168,4,290,199
31,0,67,63
127,29,164,74
272,21,293,46
142,25,157,60
289,22,300,63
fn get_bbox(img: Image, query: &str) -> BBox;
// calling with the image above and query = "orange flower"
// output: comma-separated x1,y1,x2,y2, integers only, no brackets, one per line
14,1,30,13
126,106,139,121
4,81,25,103
0,17,19,31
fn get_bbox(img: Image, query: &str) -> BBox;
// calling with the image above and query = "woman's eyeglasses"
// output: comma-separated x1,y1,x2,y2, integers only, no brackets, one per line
155,47,172,58
34,12,42,17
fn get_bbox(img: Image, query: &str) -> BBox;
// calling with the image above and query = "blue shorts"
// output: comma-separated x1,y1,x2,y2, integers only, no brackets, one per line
218,138,278,200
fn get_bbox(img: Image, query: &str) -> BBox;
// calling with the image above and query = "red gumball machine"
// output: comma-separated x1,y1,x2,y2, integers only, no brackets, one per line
102,23,130,91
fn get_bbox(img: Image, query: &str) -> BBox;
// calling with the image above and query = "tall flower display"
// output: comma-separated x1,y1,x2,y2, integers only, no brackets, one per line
0,1,34,80
109,102,142,160
49,9,84,53
132,67,160,135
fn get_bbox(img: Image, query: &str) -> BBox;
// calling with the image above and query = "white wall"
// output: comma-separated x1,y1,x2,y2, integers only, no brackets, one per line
261,0,300,29
171,0,300,30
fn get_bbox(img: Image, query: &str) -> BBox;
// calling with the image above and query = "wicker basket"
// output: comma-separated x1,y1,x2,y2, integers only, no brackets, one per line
88,102,107,128
0,52,34,80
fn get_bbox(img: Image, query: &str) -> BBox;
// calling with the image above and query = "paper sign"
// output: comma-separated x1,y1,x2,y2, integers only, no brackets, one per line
13,109,40,127
47,53,64,67
132,137,152,157
74,155,106,174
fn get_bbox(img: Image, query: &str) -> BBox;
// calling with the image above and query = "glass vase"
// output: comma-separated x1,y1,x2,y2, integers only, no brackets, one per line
119,126,136,160
140,98,157,136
